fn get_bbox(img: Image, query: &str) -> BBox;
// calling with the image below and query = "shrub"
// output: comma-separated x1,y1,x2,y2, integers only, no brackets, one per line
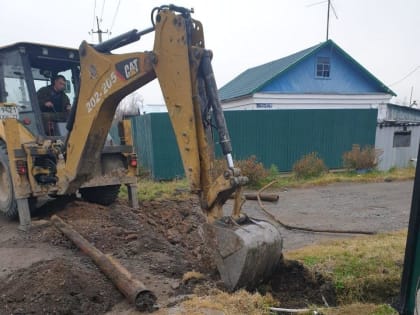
212,155,268,186
293,152,327,179
342,144,382,170
267,164,280,181
236,156,269,186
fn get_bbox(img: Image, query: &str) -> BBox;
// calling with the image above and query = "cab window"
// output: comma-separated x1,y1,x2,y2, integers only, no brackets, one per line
0,51,32,112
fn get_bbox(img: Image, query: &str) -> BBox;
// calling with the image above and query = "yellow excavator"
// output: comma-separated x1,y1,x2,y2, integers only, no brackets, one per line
0,4,282,291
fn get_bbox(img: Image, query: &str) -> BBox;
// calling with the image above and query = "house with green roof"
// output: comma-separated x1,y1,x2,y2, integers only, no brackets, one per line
119,40,400,178
219,39,395,110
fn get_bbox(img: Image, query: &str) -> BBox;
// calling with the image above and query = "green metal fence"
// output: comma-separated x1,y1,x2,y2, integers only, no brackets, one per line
123,109,377,179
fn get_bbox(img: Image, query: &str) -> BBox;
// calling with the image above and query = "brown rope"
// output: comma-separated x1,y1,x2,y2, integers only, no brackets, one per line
256,180,376,235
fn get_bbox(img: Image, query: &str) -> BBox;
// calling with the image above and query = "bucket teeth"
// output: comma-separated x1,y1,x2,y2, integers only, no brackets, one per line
203,218,283,291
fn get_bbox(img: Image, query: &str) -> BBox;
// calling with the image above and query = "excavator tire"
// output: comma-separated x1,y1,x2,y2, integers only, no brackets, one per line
79,185,121,206
0,142,18,218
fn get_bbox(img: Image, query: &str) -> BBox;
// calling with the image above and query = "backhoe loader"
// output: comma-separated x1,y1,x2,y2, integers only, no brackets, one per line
0,4,282,291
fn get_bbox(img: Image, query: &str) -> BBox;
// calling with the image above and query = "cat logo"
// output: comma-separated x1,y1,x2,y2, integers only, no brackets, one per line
115,58,140,80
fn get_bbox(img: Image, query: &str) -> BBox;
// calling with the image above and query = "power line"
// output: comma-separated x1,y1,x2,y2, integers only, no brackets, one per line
389,65,420,87
109,0,121,34
92,0,97,40
100,0,106,22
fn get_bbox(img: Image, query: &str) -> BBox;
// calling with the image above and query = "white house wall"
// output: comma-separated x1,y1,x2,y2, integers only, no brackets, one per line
222,93,392,110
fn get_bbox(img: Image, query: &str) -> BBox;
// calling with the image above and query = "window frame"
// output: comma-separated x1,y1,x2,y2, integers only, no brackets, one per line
393,130,411,148
315,56,331,79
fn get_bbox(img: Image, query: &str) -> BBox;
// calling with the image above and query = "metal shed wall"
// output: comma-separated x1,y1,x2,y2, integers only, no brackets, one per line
375,124,420,170
130,109,377,179
385,104,420,122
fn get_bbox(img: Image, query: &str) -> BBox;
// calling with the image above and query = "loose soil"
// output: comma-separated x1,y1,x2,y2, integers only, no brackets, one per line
0,180,413,314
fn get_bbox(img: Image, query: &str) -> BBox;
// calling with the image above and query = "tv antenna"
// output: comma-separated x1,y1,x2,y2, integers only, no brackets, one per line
307,0,339,41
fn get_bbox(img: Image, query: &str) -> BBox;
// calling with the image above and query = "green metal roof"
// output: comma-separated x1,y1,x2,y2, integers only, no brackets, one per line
219,39,396,101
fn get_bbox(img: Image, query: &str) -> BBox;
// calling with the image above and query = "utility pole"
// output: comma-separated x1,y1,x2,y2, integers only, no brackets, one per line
91,16,108,43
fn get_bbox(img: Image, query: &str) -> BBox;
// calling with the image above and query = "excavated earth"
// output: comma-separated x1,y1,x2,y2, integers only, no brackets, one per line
0,180,413,314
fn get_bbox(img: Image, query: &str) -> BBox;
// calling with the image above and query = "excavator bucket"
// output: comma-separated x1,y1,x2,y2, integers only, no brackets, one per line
203,218,283,291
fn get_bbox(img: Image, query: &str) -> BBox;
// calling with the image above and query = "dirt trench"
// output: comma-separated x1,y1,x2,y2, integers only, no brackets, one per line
2,180,412,314
0,195,334,314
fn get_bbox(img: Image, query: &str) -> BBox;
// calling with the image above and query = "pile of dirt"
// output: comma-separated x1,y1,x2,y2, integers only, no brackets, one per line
0,257,122,314
31,198,215,275
1,197,217,314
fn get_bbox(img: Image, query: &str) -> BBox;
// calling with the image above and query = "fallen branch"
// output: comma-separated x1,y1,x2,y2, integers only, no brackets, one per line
257,181,376,235
51,215,157,312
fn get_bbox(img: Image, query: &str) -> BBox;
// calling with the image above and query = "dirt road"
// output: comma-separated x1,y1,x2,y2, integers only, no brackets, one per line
243,180,413,251
0,180,414,314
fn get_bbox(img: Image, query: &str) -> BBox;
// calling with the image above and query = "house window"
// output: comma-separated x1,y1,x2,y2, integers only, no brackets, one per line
316,57,330,78
393,131,411,147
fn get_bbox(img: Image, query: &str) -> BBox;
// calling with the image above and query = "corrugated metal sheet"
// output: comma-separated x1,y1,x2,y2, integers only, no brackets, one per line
375,124,420,170
130,109,377,179
127,115,184,179
387,104,420,122
109,123,120,144
222,109,377,171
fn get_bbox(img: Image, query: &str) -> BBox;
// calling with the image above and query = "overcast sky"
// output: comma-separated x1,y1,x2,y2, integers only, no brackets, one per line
1,0,419,106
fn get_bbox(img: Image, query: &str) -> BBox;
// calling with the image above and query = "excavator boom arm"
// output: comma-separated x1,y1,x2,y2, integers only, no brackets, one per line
62,6,247,220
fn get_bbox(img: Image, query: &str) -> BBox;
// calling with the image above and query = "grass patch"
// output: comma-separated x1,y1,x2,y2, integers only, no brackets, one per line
286,230,407,305
180,289,276,315
118,167,414,202
260,166,415,190
119,178,190,201
319,303,397,315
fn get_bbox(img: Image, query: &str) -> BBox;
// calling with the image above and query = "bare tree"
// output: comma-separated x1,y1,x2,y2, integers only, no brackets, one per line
114,91,144,121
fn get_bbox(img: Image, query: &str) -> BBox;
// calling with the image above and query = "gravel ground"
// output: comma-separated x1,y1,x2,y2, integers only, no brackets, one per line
241,180,413,251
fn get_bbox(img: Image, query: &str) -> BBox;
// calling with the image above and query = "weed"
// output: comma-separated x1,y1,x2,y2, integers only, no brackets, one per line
370,304,398,315
343,144,383,170
213,155,268,187
321,303,398,315
135,178,190,201
293,152,327,179
235,155,269,186
181,289,277,315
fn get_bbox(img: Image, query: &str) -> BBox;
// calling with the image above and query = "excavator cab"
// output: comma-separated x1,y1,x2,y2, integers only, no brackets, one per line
0,43,138,219
0,43,79,137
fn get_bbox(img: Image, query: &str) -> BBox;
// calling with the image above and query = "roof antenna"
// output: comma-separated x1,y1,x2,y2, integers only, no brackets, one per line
307,0,339,41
